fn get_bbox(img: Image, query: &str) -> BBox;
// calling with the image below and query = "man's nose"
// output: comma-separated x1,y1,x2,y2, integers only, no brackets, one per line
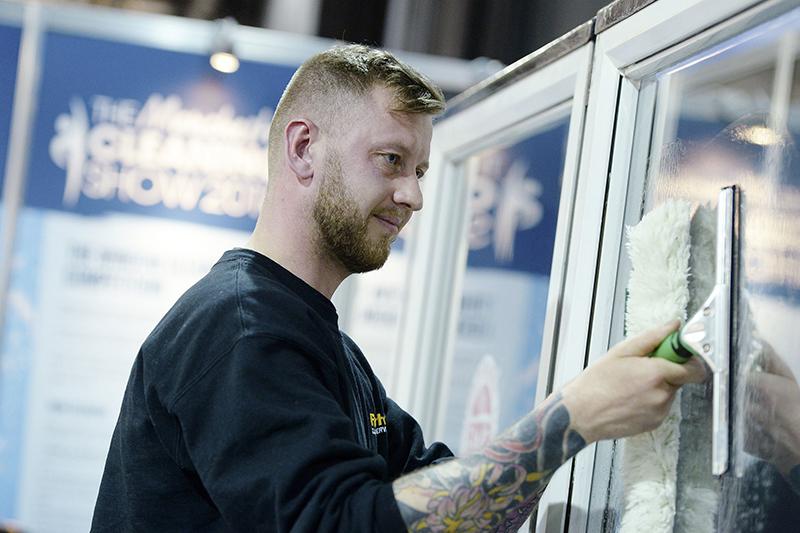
393,172,423,211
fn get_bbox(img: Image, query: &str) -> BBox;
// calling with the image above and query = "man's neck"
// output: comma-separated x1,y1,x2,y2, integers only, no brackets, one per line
245,230,348,300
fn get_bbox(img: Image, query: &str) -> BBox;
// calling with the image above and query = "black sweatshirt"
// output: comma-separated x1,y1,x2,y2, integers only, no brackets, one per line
91,248,452,532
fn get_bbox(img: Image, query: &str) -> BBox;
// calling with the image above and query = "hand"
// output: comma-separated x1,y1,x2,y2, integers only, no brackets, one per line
744,343,800,477
561,320,707,443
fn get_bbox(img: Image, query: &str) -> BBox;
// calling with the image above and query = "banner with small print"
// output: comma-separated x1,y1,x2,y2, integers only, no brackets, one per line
0,31,295,531
439,118,570,454
338,236,409,395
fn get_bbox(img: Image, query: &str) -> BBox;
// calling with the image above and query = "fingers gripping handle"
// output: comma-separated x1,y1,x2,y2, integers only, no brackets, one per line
652,331,695,364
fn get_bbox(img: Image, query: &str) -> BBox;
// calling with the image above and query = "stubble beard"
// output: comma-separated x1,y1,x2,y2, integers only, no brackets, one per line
312,149,393,274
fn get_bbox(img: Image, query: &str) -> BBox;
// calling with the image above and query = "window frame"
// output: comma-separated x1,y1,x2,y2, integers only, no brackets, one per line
567,1,795,532
396,41,594,532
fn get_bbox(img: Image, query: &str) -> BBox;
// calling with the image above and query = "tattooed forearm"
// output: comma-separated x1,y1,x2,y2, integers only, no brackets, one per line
393,392,586,532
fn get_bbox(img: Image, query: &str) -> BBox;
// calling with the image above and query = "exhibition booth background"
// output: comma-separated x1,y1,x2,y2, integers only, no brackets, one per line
0,2,486,529
3,0,800,532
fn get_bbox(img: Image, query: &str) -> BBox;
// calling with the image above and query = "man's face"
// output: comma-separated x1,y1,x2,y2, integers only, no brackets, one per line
312,86,433,274
313,147,393,272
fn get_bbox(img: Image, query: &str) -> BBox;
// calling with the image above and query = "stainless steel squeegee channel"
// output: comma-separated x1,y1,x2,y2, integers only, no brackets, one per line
679,186,736,476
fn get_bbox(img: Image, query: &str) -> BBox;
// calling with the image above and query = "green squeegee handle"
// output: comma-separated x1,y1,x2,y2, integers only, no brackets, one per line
652,331,695,364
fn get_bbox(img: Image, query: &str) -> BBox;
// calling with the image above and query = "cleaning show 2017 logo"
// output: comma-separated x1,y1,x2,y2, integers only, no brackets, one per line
48,94,273,219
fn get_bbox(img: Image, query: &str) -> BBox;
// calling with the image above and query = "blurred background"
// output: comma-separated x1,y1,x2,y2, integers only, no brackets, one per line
59,0,608,64
0,1,614,529
4,1,800,532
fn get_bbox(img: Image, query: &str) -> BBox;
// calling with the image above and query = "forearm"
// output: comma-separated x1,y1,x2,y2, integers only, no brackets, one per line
392,392,586,532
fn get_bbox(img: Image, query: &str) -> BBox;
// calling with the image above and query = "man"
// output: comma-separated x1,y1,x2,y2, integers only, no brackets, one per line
92,44,706,531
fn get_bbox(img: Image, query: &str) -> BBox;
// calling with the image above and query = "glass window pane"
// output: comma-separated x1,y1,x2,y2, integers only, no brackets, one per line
436,115,570,454
607,8,800,532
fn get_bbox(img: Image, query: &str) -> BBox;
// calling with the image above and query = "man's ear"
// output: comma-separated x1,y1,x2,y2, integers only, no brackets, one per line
284,119,318,185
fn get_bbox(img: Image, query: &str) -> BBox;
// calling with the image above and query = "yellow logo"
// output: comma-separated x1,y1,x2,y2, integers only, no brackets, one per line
369,412,387,435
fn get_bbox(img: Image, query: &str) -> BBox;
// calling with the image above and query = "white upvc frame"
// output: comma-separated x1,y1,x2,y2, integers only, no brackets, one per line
429,98,574,438
567,1,797,532
393,43,594,532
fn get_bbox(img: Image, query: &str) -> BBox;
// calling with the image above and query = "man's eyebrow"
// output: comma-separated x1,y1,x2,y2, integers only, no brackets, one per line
375,141,412,153
372,141,428,170
381,142,428,162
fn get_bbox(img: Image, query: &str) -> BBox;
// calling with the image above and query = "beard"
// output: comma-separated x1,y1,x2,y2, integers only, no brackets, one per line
312,149,393,273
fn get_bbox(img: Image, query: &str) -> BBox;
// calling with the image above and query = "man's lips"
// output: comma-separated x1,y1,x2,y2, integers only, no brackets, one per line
373,213,407,233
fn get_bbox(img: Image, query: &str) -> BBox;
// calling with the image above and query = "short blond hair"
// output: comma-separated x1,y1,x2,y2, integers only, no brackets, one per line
267,44,445,177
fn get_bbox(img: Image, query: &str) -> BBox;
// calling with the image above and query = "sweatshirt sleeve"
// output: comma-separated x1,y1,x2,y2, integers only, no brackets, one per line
161,334,409,532
384,396,454,479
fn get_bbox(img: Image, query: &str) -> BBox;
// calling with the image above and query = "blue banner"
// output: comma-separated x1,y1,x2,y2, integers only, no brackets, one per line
465,120,568,275
0,23,21,194
26,32,296,230
1,29,301,530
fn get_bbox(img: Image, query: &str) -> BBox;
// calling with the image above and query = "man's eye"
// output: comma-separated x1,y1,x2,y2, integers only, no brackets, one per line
383,153,400,166
416,169,425,180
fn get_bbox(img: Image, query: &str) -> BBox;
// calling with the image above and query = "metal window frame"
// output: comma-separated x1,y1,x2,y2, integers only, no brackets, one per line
567,0,798,531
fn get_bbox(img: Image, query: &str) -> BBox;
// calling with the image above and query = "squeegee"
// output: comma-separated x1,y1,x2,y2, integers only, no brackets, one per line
652,185,738,476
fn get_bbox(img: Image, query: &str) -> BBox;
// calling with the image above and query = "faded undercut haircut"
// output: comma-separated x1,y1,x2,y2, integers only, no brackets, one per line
267,44,445,178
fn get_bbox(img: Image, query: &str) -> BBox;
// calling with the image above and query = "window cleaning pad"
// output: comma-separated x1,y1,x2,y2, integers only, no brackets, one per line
619,200,691,533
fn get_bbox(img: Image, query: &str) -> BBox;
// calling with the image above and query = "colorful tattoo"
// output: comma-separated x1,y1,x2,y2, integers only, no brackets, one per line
393,392,585,532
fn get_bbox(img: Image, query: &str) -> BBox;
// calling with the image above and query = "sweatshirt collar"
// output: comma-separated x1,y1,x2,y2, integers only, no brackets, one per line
221,248,340,325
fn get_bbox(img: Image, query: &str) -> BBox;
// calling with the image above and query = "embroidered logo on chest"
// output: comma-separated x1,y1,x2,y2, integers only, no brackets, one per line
369,412,387,435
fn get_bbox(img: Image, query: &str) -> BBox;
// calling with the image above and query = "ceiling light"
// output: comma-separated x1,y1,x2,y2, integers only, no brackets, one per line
735,125,781,146
210,48,239,74
209,18,239,74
